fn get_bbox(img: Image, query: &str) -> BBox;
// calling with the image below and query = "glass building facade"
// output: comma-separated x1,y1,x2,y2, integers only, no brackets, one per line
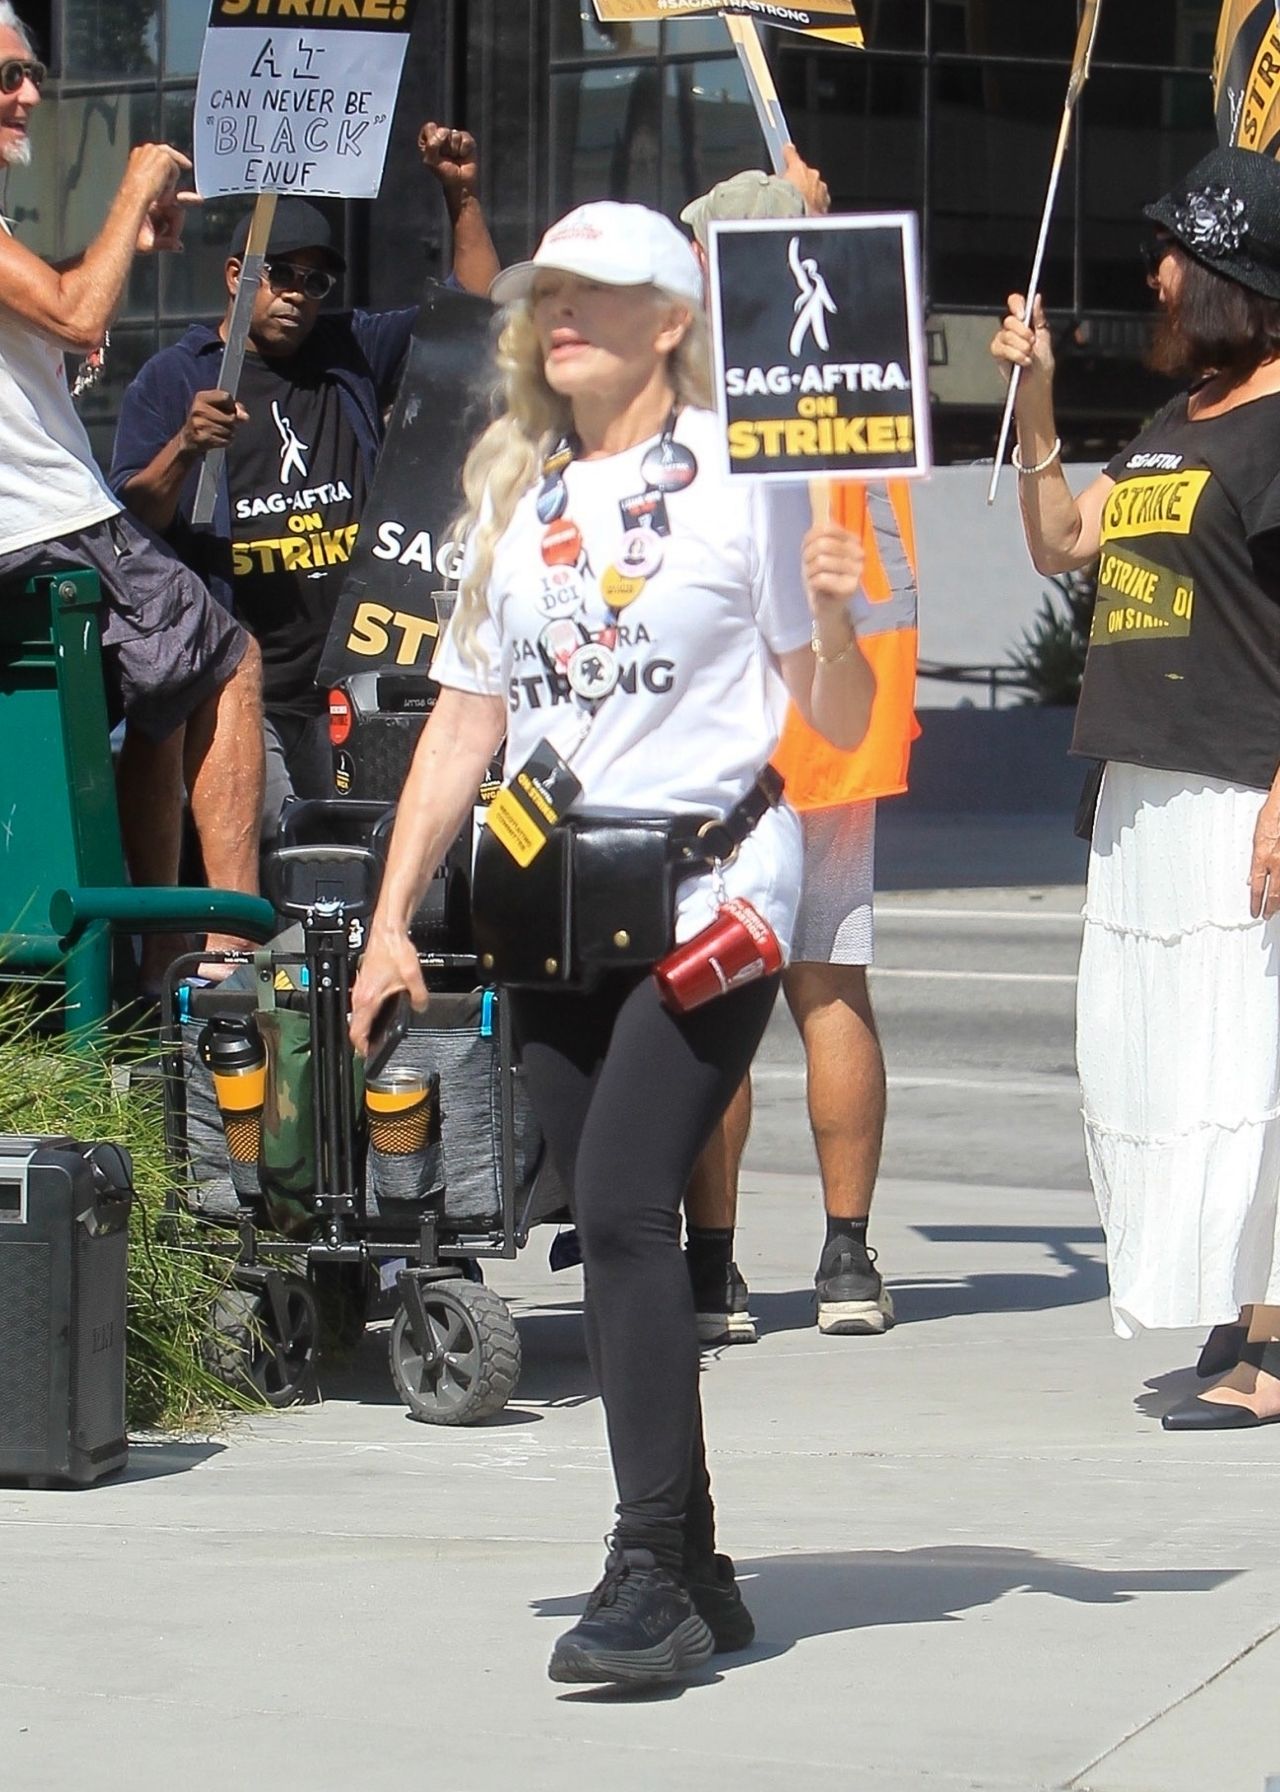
6,1,1221,468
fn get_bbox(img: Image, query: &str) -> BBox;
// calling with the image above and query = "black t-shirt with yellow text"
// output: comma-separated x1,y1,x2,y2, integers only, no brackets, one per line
1073,390,1280,791
228,351,368,716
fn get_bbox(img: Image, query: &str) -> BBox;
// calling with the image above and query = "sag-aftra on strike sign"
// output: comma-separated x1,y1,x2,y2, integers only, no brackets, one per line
707,212,931,482
194,0,417,198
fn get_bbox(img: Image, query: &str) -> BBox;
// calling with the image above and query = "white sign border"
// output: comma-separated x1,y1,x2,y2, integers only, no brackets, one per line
706,209,932,484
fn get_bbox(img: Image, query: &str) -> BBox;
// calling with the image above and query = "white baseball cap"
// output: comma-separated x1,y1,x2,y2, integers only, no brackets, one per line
489,201,704,309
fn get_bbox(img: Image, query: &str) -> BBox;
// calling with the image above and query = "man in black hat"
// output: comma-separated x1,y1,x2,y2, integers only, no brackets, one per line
111,125,499,841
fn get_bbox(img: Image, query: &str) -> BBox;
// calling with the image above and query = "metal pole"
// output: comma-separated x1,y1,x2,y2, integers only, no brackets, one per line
191,191,279,526
986,0,1103,507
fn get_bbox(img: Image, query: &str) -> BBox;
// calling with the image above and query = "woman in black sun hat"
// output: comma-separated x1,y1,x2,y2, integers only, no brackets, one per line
992,145,1280,1431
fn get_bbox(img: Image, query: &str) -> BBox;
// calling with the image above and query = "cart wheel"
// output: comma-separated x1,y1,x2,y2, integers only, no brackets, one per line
311,1261,370,1355
208,1275,319,1408
388,1279,520,1425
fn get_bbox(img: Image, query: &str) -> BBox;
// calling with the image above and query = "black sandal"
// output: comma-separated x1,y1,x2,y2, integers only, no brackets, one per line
1163,1340,1280,1431
1195,1321,1248,1379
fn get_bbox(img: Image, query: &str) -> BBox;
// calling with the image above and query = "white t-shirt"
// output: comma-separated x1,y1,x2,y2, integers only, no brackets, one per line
0,222,120,555
432,406,816,954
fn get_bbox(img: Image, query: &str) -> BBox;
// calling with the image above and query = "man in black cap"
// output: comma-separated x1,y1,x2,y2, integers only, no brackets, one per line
111,125,499,841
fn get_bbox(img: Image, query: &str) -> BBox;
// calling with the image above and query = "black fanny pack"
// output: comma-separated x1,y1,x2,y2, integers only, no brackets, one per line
471,768,783,989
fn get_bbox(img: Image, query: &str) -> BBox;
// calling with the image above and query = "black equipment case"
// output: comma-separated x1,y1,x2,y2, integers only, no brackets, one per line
0,1136,132,1486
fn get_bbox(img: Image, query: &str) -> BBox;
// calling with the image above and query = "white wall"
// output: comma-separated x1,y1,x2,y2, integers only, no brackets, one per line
911,462,1100,708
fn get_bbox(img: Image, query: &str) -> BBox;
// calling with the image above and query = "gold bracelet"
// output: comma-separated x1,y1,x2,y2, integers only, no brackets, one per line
810,626,858,666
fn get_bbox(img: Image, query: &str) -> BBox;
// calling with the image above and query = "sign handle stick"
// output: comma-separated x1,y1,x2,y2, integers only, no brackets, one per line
724,15,791,174
191,191,279,527
986,0,1102,507
809,478,832,527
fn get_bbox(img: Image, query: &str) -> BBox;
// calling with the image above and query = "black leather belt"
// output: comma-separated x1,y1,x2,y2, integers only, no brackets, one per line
681,765,786,869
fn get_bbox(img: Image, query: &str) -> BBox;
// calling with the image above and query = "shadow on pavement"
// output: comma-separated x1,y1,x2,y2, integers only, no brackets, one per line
745,1226,1107,1335
115,1439,226,1482
894,1223,1107,1321
534,1544,1239,1686
1134,1363,1209,1423
729,1546,1239,1662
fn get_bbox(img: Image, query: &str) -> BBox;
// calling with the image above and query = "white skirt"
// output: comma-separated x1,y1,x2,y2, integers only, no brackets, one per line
1079,761,1280,1337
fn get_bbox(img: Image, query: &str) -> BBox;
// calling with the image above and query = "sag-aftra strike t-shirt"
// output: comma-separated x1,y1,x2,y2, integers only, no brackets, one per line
1073,390,1280,792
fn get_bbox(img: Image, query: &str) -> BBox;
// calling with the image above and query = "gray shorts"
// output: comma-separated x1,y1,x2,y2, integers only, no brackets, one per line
0,511,247,742
261,709,334,848
791,800,876,966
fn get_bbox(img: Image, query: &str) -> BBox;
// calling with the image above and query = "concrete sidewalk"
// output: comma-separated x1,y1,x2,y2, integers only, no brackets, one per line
2,876,1278,1792
4,1184,1275,1789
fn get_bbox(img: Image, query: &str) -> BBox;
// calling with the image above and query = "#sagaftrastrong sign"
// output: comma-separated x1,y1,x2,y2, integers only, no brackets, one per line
591,1,863,47
194,0,418,200
708,212,930,482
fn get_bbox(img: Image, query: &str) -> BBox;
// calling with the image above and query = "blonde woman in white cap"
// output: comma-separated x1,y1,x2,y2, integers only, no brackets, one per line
352,200,874,1686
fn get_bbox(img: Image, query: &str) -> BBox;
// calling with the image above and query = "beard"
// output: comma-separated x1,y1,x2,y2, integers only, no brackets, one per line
0,134,31,168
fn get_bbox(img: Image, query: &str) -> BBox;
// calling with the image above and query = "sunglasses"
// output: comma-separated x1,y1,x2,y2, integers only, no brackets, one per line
0,58,46,95
260,259,337,301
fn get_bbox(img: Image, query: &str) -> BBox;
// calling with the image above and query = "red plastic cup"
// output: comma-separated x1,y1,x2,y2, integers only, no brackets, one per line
654,898,784,1014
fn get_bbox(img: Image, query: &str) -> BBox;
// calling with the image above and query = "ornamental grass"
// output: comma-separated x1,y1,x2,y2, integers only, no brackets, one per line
0,984,258,1430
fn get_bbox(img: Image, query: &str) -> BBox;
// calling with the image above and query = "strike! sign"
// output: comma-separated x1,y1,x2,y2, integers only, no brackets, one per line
194,0,418,200
707,213,931,483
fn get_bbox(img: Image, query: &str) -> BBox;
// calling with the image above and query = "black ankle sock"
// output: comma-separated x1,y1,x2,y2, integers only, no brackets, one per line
686,1225,735,1278
824,1215,868,1256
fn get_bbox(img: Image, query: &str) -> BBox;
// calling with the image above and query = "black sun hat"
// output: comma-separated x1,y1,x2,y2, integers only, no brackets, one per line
228,197,346,273
1144,146,1280,300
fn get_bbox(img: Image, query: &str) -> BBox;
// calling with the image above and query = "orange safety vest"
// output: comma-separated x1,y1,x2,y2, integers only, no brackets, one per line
772,479,920,809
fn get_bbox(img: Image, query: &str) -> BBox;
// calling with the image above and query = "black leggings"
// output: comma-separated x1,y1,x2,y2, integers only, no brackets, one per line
511,969,779,1567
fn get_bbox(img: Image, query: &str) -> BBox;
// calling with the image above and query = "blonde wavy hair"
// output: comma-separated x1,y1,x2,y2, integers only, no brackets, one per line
450,288,714,667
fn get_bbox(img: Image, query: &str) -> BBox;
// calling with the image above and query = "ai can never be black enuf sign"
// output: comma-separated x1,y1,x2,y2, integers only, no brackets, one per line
708,212,931,483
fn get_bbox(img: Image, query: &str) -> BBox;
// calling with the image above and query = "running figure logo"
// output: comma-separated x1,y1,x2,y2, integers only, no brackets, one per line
272,400,309,485
788,235,838,357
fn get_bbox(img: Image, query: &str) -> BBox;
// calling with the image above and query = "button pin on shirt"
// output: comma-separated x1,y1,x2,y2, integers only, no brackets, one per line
541,519,583,567
641,439,698,493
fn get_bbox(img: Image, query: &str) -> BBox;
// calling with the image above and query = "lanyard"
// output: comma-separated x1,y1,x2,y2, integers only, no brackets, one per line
529,408,699,746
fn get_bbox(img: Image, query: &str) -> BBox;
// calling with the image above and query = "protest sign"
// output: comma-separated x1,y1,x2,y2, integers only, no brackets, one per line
1213,0,1280,152
194,0,419,200
707,213,929,483
591,1,862,49
318,282,495,685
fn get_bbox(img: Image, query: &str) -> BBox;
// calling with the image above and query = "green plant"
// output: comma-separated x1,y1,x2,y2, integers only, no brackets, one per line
1009,565,1098,706
0,988,260,1430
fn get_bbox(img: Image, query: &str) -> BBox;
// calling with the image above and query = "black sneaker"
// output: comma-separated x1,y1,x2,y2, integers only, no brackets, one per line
815,1237,895,1335
685,1552,755,1652
690,1259,757,1346
548,1547,715,1686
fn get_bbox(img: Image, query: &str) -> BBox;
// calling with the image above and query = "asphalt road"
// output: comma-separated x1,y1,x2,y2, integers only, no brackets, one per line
747,882,1088,1195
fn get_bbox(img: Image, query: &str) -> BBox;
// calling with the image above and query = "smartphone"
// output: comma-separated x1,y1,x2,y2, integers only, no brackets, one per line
364,991,411,1080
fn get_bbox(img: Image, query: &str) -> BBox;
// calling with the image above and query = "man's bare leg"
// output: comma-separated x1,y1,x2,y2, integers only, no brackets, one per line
686,1076,751,1230
183,638,265,955
784,960,893,1334
685,1078,755,1343
116,721,190,992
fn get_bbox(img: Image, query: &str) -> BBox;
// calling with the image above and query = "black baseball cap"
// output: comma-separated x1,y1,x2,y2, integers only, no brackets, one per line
1144,146,1280,301
228,197,346,273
